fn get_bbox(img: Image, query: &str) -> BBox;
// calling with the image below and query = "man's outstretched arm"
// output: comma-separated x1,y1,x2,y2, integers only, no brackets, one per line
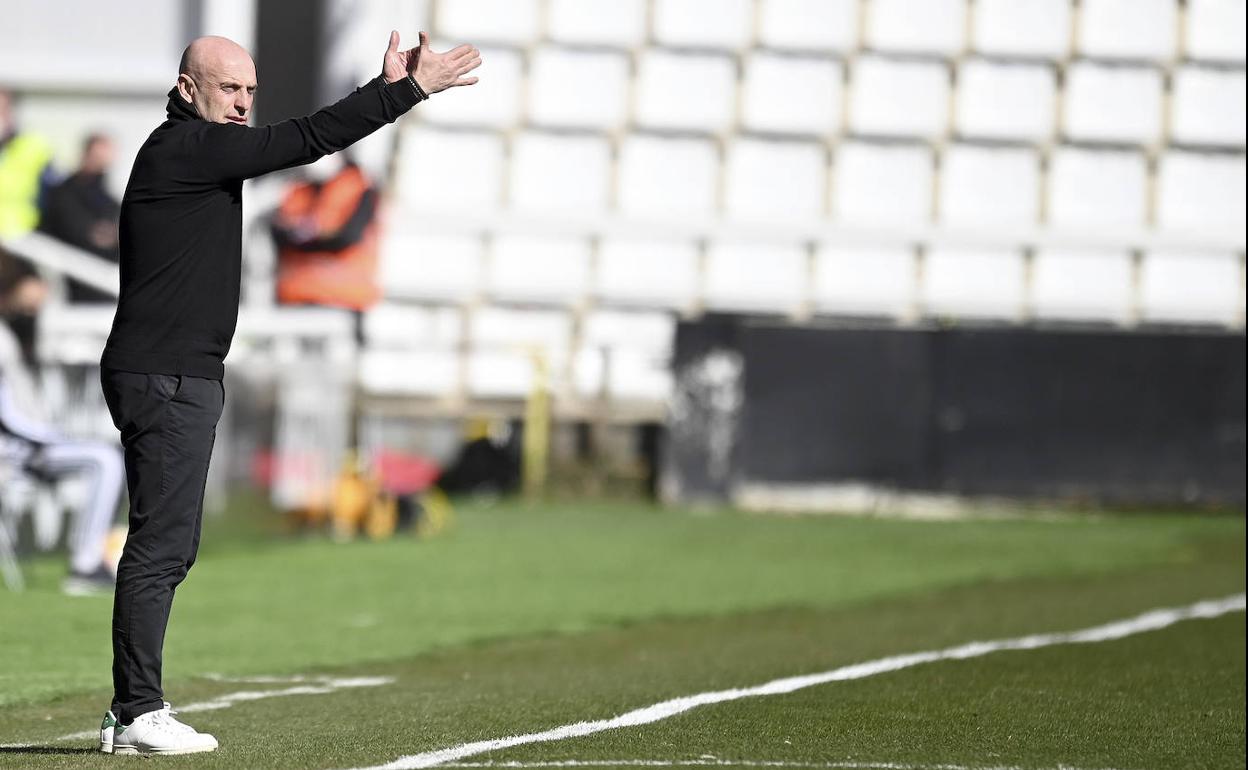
203,31,480,182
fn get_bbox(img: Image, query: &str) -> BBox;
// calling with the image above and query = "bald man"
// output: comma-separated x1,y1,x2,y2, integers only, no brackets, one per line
96,33,479,756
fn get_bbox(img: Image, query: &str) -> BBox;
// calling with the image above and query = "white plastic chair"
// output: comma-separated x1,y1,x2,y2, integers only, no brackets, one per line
1185,0,1247,63
1078,0,1178,62
1156,151,1246,234
849,55,951,140
1047,147,1148,228
832,141,934,225
757,0,859,53
1170,66,1247,147
939,144,1041,226
724,138,827,223
741,52,843,136
973,0,1072,59
1063,62,1164,145
956,58,1056,143
546,0,647,47
866,0,967,56
635,50,737,133
617,135,719,219
528,46,630,131
652,0,752,50
509,132,611,215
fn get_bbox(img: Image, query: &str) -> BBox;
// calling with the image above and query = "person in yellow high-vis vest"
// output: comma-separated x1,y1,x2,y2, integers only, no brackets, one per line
0,89,57,238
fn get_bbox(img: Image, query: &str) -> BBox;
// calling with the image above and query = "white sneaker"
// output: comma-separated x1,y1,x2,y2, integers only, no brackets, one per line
110,703,217,756
99,710,118,754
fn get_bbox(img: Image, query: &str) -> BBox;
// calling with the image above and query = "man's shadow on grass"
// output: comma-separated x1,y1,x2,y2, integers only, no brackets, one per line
0,746,98,755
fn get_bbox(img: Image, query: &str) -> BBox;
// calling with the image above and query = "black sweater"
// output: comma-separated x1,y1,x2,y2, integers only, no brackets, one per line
101,76,423,379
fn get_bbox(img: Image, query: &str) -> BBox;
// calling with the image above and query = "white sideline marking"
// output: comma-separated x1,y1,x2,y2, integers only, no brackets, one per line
353,594,1246,770
438,762,1128,770
0,675,394,749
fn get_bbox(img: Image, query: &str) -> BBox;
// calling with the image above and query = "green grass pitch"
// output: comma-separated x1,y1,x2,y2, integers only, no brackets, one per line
0,499,1243,769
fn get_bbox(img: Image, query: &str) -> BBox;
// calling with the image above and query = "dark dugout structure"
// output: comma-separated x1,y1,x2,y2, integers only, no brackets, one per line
663,317,1245,509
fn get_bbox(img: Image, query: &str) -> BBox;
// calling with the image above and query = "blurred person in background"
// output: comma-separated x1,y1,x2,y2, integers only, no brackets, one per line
0,88,58,238
0,250,124,596
39,133,122,304
271,153,381,338
94,31,480,756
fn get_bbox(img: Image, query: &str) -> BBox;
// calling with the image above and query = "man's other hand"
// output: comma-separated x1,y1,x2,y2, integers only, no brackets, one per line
381,30,419,84
408,31,481,93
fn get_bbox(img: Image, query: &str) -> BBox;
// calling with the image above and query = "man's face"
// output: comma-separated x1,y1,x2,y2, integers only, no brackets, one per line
82,137,116,174
3,276,48,315
178,52,258,126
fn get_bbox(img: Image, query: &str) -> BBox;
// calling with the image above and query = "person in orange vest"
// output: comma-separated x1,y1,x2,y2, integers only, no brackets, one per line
271,154,381,333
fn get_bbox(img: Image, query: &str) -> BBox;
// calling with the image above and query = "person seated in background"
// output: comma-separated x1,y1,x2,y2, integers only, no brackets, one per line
0,250,124,595
270,154,381,341
0,88,58,239
39,133,121,304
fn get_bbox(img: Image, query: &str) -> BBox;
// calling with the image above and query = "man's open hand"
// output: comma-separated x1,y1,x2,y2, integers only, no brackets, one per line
382,31,480,93
414,32,481,93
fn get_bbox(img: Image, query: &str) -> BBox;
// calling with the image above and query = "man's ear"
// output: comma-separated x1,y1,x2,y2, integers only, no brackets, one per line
175,74,195,103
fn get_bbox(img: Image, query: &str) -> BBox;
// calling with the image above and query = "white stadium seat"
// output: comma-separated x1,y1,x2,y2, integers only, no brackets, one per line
1140,251,1243,324
379,231,484,301
1170,66,1247,147
955,59,1056,143
652,0,753,50
865,0,967,56
582,311,676,355
418,45,521,129
358,349,460,396
813,245,916,316
703,241,807,313
922,247,1026,319
466,351,540,398
1185,0,1247,63
972,0,1072,59
595,238,700,309
1031,249,1133,323
616,135,719,219
1078,0,1177,62
434,0,539,45
1063,63,1164,145
546,0,647,47
635,50,737,133
364,304,463,348
34,306,113,365
1156,151,1247,234
757,0,860,53
487,235,591,304
741,53,843,136
509,132,611,215
1047,148,1148,228
471,307,573,351
939,144,1041,227
849,56,950,140
573,348,673,402
832,141,934,225
395,128,505,213
527,47,630,131
724,139,827,223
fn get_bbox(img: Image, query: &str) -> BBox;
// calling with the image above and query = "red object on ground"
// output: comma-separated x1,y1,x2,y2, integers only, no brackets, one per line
373,450,441,495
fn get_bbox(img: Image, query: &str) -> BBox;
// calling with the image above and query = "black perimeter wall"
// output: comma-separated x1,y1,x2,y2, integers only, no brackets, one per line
665,318,1246,507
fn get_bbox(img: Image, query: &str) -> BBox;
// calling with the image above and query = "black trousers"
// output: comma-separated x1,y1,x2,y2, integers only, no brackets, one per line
100,368,224,724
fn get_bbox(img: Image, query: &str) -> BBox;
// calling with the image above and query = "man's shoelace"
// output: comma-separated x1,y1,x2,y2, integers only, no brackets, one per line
151,706,197,734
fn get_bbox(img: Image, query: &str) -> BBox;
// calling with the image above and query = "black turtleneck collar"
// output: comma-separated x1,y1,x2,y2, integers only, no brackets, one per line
166,88,201,122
